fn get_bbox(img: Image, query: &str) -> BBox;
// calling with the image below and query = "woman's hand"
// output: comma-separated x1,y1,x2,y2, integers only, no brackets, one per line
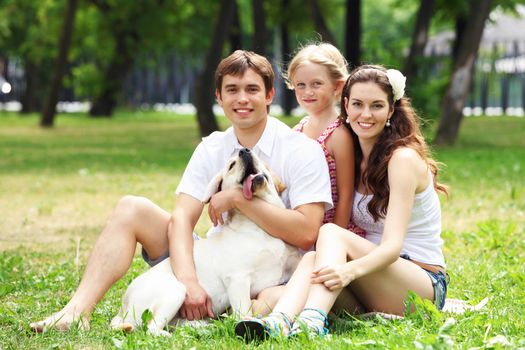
311,263,357,291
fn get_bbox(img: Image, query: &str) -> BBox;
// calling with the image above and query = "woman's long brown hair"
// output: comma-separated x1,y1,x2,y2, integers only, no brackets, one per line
339,65,448,222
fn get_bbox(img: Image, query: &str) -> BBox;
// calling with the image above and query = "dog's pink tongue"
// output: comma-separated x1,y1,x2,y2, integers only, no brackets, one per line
243,174,255,200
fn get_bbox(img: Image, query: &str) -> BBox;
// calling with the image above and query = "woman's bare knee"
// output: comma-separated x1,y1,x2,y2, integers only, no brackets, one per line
302,250,316,263
298,251,316,273
320,222,339,234
317,223,375,261
316,223,344,248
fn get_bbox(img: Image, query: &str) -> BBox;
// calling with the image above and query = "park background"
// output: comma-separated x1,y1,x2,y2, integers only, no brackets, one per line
1,0,524,349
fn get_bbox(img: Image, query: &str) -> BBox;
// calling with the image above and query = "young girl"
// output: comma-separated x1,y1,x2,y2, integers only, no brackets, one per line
236,65,449,339
287,43,365,237
248,43,365,317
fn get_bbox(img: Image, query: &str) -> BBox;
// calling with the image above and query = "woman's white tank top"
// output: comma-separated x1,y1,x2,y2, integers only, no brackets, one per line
353,177,445,267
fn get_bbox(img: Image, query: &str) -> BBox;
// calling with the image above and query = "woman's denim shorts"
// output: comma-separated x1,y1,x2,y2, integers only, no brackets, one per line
401,254,449,310
424,270,448,310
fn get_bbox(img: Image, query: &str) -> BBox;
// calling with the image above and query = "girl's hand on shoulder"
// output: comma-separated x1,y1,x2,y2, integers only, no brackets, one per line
311,263,356,290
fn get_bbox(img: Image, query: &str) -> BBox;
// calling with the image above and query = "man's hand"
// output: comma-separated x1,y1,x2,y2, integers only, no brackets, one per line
207,188,243,226
311,263,356,291
179,280,214,320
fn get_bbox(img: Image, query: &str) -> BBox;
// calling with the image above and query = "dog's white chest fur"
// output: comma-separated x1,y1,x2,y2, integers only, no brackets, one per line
194,221,298,313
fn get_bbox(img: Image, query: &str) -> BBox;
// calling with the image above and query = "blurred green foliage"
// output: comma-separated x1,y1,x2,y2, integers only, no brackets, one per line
1,0,524,121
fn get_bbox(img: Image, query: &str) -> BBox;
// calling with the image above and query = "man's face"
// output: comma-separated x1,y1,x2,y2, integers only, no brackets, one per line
216,68,274,131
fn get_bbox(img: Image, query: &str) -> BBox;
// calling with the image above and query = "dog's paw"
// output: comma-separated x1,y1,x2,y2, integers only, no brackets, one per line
111,322,135,333
110,317,135,333
147,327,171,336
120,323,135,333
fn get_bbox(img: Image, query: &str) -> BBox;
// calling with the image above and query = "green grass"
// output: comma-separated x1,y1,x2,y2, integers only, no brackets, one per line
0,112,524,349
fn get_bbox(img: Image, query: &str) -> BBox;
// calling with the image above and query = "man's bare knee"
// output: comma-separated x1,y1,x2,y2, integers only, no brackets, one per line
113,196,171,259
116,195,148,211
110,195,152,231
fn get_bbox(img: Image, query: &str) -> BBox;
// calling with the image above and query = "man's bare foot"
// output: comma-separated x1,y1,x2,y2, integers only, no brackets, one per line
30,310,90,333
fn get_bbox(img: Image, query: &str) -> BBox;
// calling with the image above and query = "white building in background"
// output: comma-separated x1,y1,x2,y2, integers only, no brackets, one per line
426,5,525,117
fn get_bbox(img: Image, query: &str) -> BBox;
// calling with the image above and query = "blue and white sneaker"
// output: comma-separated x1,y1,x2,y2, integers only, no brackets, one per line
235,311,292,342
288,308,329,337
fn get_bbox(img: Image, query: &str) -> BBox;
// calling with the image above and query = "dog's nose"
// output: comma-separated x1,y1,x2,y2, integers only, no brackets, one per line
239,148,251,156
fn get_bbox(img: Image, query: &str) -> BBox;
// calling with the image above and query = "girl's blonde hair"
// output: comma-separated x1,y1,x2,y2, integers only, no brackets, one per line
284,42,349,90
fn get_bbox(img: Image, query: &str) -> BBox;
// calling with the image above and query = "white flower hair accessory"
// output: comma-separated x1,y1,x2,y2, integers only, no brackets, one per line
386,69,406,101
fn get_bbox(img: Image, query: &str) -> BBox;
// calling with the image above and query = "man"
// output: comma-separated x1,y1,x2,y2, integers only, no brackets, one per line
31,50,331,331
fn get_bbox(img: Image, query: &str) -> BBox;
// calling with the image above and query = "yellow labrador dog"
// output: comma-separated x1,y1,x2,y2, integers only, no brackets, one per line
110,148,301,335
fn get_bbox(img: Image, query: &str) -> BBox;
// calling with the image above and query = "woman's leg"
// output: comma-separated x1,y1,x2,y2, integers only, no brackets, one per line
272,251,316,318
251,251,319,317
236,252,317,339
303,223,434,316
251,285,285,317
331,287,364,315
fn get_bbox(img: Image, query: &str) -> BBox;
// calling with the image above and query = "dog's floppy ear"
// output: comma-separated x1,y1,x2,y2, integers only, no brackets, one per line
263,162,286,195
203,174,223,204
273,175,286,195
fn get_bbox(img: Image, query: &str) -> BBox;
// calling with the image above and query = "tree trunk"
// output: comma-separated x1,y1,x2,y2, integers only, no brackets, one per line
281,0,294,116
0,56,7,81
403,0,434,83
40,0,77,127
522,75,525,114
501,74,509,112
89,28,137,117
20,60,40,114
452,14,468,62
252,0,266,55
345,0,361,68
480,75,488,111
194,0,235,137
0,56,9,104
434,0,492,145
309,0,336,45
230,0,242,51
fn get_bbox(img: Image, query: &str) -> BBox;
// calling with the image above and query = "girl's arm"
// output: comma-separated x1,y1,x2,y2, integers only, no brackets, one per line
314,148,428,288
327,126,355,228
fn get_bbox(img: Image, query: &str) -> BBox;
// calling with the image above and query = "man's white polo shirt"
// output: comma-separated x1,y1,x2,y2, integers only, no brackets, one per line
176,117,332,212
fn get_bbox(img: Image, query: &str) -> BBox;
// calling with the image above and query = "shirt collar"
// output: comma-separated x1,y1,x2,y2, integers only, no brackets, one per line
253,117,276,158
228,117,276,158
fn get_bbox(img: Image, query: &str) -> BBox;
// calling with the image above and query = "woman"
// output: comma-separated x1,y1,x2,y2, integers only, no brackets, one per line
236,64,449,339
